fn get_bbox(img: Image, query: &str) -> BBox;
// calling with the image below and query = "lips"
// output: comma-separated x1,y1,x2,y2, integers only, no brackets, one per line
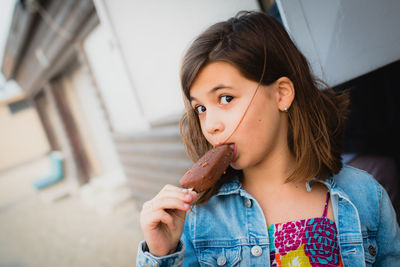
228,143,238,163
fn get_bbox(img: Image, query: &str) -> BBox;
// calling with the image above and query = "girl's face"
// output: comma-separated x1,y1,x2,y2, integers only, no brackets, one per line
190,62,291,171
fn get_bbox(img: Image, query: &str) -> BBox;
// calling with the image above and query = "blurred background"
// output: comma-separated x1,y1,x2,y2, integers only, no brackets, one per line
0,0,399,266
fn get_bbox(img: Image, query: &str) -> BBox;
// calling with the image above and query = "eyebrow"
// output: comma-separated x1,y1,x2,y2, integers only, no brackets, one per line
189,85,233,102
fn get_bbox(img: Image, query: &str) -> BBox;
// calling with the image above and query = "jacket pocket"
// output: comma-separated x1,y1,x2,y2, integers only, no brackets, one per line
362,230,377,265
198,246,241,267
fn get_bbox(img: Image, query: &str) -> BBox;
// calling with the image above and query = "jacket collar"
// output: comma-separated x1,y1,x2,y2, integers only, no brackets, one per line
299,174,349,202
216,175,339,195
216,178,242,196
306,177,336,191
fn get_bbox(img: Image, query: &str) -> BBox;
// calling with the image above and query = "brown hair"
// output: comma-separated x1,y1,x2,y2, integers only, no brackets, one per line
180,11,349,204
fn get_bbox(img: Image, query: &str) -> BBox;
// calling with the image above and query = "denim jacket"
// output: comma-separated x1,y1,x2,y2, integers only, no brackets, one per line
137,165,400,266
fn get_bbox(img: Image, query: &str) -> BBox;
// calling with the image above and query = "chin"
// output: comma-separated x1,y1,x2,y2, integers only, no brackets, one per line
230,164,242,171
230,160,245,171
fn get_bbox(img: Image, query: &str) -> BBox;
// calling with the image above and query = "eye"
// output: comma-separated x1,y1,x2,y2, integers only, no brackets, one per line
220,95,234,104
195,105,206,114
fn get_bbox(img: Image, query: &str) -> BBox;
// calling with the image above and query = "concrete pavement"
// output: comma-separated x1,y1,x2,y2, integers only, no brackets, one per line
0,156,144,267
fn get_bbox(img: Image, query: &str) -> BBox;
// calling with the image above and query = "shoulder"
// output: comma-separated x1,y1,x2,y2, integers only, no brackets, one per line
332,164,382,199
331,164,384,226
332,167,400,264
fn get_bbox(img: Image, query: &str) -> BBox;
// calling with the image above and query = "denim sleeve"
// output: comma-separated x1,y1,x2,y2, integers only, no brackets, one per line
375,183,400,265
136,210,199,266
136,240,185,267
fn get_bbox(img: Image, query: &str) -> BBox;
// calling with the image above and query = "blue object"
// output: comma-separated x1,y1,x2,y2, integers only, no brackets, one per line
33,151,64,190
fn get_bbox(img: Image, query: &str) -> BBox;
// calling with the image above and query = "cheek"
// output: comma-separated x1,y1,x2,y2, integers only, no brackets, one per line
198,119,211,143
237,103,281,148
240,91,277,131
242,102,276,129
226,108,246,132
244,117,270,140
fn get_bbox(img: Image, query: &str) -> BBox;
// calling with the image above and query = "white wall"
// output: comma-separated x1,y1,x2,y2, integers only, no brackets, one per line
83,24,148,133
277,0,400,87
94,0,260,125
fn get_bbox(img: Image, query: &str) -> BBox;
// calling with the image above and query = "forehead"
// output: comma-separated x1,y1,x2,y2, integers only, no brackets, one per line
190,62,245,97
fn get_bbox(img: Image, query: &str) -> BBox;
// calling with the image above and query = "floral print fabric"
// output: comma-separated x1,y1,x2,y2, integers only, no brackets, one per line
267,193,343,266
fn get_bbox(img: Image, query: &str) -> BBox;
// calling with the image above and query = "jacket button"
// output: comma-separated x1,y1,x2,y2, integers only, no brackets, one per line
368,245,377,256
244,198,252,208
217,255,227,266
251,245,262,257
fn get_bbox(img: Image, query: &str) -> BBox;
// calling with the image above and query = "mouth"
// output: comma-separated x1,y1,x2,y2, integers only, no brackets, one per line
228,143,238,163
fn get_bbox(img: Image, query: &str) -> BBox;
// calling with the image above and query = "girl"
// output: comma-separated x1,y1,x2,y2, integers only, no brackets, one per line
137,11,400,266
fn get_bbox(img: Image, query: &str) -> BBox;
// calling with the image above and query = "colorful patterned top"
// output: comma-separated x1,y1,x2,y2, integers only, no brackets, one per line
267,192,343,266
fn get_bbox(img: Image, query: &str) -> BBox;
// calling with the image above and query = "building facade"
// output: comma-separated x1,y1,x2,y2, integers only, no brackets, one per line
1,0,260,207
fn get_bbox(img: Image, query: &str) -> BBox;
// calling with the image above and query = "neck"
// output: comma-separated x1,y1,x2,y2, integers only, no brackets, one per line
242,145,299,195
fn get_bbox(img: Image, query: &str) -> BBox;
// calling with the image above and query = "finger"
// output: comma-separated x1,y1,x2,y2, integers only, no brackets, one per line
160,184,185,194
154,188,198,204
143,209,176,231
166,208,187,224
181,188,199,201
153,196,191,211
142,198,186,215
160,184,198,197
142,200,155,212
158,210,176,230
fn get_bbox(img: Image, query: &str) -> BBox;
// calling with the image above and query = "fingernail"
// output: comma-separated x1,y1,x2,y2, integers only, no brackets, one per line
185,194,191,200
184,203,190,209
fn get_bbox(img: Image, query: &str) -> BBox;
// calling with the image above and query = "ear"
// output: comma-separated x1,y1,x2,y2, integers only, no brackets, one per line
274,77,295,112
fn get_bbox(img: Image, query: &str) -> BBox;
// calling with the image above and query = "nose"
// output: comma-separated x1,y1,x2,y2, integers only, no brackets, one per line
204,111,225,136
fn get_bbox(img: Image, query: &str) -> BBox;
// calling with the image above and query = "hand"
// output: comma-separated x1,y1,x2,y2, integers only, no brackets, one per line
140,184,198,257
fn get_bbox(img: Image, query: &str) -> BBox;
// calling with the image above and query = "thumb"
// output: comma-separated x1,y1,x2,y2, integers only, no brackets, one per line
167,207,188,226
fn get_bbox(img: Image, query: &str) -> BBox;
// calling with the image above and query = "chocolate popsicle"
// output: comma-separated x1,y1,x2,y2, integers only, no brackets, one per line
180,144,234,192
